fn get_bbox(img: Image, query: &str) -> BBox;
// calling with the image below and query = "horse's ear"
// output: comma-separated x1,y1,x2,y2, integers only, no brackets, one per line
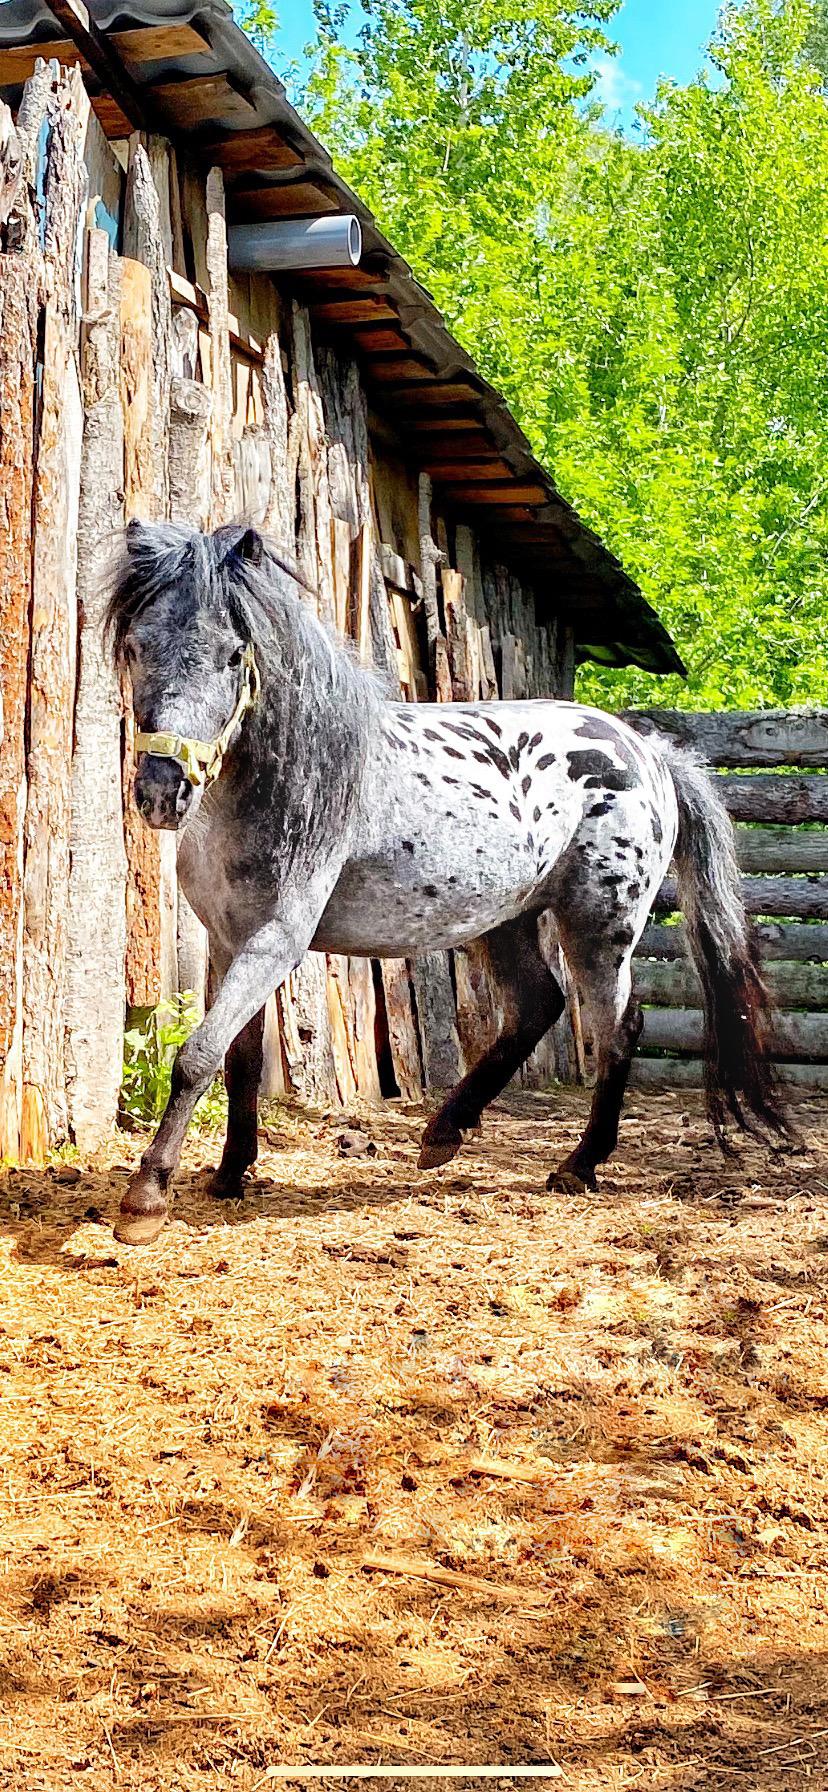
126,518,150,553
235,527,263,567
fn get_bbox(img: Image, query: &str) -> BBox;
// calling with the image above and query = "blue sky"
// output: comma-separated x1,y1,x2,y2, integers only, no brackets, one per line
272,0,722,127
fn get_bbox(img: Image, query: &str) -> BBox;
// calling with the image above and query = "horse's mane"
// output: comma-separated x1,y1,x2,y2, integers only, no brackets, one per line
105,521,381,718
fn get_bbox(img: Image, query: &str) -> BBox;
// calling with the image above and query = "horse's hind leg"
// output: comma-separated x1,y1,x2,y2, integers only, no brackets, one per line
547,940,642,1194
209,1004,266,1200
419,913,565,1169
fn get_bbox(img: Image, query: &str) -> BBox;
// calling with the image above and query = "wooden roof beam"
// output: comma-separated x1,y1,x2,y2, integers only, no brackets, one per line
0,23,211,86
233,179,341,219
40,0,147,128
199,126,304,176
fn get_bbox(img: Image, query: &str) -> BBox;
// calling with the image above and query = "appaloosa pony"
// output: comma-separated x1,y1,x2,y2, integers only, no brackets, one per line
108,521,786,1244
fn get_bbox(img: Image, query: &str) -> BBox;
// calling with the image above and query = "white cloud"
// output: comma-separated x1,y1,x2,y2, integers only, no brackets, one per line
590,52,643,117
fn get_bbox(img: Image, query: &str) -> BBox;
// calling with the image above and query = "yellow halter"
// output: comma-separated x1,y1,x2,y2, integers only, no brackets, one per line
134,643,261,790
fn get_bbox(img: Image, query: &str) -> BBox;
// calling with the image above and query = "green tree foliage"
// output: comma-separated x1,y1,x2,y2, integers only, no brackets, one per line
290,0,828,709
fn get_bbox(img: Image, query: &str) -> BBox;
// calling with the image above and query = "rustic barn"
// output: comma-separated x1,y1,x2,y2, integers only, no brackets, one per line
0,0,683,1164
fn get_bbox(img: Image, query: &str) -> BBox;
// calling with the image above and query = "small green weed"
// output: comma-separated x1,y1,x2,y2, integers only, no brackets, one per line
121,993,227,1135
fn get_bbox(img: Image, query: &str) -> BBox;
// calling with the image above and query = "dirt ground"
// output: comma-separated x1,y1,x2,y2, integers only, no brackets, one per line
0,1088,827,1791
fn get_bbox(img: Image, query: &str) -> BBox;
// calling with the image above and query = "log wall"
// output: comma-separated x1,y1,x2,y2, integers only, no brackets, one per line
625,710,828,1092
0,64,579,1163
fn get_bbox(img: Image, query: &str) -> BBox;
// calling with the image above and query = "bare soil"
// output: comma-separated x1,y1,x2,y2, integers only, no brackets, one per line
0,1089,827,1790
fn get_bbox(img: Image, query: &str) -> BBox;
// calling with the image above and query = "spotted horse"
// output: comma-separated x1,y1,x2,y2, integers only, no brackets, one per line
108,521,788,1244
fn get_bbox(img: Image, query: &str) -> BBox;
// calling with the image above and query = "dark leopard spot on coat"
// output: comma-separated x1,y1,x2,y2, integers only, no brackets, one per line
567,748,638,791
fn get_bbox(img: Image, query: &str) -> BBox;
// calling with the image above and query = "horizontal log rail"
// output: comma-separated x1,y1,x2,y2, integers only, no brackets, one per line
631,1058,828,1093
715,772,828,824
641,1006,828,1062
621,707,828,768
638,919,828,963
656,876,828,922
635,957,828,1013
732,824,828,875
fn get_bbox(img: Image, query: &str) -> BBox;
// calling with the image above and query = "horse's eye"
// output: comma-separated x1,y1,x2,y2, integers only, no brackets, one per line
228,646,243,670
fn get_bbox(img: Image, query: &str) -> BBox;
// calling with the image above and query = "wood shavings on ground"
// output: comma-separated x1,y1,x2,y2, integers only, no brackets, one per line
0,1088,827,1789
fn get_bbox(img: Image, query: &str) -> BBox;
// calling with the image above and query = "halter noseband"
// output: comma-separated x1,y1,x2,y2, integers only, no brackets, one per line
134,643,260,790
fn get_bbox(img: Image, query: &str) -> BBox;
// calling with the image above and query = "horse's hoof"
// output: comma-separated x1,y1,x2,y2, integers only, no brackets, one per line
208,1170,250,1202
546,1168,592,1196
114,1172,168,1246
418,1120,463,1170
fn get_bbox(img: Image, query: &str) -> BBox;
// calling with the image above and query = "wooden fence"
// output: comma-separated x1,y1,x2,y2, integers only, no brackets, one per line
627,709,828,1092
0,62,579,1165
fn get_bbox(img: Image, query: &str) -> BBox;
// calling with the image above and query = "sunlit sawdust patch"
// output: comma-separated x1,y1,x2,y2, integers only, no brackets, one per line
0,1090,826,1789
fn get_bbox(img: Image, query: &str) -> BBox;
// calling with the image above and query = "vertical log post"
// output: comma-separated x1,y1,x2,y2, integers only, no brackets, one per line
65,224,129,1150
0,79,42,1158
21,67,89,1159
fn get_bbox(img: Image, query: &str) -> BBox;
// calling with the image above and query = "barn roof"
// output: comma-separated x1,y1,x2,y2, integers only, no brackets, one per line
0,0,685,676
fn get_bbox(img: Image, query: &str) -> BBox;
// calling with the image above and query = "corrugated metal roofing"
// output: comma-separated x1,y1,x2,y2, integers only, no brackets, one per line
0,0,685,675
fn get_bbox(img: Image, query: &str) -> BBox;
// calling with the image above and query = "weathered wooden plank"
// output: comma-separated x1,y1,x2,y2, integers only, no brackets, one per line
326,956,358,1105
411,955,461,1090
261,327,292,540
0,100,22,227
636,958,828,1013
733,825,828,875
152,75,259,131
65,227,128,1152
311,297,400,326
638,919,828,963
349,958,381,1103
623,708,828,769
124,140,171,519
205,166,236,527
381,959,423,1101
234,180,340,221
631,1057,828,1093
169,376,211,528
656,875,828,921
122,141,178,1008
278,963,338,1105
119,253,161,1008
168,374,211,1011
441,482,547,507
641,1006,828,1062
200,127,303,177
716,773,828,824
290,301,336,622
20,66,88,1160
0,235,39,1161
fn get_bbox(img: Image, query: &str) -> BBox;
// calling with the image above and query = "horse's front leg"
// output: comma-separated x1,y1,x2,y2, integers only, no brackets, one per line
209,1004,266,1200
114,921,299,1245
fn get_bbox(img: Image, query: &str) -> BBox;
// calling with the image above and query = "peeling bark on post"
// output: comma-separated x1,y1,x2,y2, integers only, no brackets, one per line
411,955,461,1092
119,253,162,1008
168,374,212,1012
261,327,292,541
205,166,235,527
0,251,39,1159
66,229,128,1151
290,302,335,623
169,376,211,529
21,67,88,1160
381,958,423,1102
121,143,180,1007
124,139,171,522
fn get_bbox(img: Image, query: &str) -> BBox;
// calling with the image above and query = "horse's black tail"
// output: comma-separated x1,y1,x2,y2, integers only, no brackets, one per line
662,740,790,1145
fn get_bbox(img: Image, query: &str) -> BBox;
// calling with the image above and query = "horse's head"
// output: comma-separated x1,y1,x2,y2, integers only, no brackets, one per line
108,521,262,830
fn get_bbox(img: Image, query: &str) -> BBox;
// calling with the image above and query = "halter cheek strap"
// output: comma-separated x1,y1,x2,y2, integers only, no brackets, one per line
134,643,260,790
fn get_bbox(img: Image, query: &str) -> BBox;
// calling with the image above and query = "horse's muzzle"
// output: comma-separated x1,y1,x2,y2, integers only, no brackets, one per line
134,754,193,830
